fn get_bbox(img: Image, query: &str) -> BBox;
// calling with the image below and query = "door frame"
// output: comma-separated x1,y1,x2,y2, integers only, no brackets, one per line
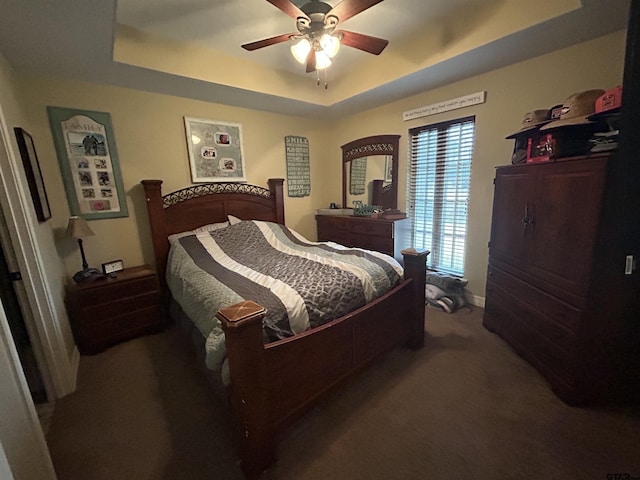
0,103,78,397
0,94,74,478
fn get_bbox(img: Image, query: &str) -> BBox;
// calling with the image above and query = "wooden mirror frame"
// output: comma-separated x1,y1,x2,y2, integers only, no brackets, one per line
341,134,400,211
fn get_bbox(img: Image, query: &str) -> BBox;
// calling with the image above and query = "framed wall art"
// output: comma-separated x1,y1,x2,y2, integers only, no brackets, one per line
184,117,246,183
284,135,310,197
47,107,128,220
14,127,52,222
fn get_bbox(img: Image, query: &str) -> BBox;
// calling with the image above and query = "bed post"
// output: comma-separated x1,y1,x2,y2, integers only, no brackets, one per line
401,248,429,349
268,178,285,224
141,180,169,285
217,301,273,478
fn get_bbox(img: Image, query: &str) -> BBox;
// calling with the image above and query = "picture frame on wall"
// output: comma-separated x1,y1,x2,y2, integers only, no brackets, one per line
47,107,128,220
14,127,52,222
184,117,246,183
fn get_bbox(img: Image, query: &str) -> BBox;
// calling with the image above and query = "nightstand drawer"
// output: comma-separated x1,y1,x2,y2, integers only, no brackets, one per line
82,291,160,319
75,305,164,354
76,276,159,307
89,306,163,336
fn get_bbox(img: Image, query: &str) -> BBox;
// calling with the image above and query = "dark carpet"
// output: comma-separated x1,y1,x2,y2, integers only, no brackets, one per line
46,306,640,479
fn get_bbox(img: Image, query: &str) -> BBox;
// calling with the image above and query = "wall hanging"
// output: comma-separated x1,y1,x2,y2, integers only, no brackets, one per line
284,135,310,197
14,127,51,222
47,107,128,220
184,117,246,183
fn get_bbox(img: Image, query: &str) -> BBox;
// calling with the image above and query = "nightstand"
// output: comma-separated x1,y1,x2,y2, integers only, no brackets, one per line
66,265,165,354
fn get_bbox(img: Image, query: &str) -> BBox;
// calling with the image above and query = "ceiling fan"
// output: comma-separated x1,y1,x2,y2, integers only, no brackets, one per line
241,0,389,74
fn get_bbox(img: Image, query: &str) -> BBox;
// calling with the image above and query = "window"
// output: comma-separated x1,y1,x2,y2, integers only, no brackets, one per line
407,116,475,275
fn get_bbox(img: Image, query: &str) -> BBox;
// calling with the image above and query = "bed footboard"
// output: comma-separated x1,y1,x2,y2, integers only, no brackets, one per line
216,301,273,477
218,249,428,478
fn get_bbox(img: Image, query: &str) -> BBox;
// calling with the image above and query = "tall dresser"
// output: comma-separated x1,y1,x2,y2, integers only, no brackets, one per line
484,0,640,405
483,153,639,404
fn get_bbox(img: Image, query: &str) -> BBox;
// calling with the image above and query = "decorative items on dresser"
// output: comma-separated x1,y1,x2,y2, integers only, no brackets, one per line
483,152,639,405
316,214,410,263
66,265,164,354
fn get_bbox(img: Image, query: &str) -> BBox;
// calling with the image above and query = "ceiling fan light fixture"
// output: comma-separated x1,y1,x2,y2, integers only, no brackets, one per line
315,50,332,69
320,33,340,58
291,38,311,64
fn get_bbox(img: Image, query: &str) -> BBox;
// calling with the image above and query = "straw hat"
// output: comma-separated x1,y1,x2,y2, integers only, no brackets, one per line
505,109,551,139
540,89,604,131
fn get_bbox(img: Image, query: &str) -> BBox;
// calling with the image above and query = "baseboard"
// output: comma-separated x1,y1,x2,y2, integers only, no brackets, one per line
471,295,485,308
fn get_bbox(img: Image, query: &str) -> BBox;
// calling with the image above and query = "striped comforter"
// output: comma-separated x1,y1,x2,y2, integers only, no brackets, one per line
166,220,403,372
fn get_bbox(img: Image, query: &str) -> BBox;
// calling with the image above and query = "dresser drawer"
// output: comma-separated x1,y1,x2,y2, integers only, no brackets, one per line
316,216,350,233
485,279,578,351
316,215,402,260
325,231,351,245
354,236,394,255
487,265,582,333
349,220,393,237
484,283,576,388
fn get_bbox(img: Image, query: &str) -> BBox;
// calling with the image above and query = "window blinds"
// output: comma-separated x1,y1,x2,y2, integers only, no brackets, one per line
408,116,475,275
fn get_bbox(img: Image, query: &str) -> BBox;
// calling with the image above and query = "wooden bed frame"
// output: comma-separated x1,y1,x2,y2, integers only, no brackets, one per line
141,178,428,478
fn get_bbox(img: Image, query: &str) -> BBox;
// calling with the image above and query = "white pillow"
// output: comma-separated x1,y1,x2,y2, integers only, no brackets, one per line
227,215,242,225
193,221,229,233
168,221,229,243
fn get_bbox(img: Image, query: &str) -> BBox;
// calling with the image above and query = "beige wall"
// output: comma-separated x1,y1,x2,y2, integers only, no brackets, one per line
16,29,627,302
19,81,334,280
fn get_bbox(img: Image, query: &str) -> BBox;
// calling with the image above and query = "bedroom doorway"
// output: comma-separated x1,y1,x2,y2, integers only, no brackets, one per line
0,209,48,405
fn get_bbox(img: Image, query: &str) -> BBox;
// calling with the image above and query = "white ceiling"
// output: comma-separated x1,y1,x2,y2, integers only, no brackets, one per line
0,0,631,119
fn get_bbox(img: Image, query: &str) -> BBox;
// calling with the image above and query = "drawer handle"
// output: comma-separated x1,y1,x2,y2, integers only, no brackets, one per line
522,204,535,231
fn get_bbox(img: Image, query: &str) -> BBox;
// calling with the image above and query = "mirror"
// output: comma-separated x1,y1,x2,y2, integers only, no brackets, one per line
345,155,390,208
341,135,400,211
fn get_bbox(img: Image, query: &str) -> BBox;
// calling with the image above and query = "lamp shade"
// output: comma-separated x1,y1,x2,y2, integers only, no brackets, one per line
315,50,332,69
66,216,94,239
291,38,311,64
320,34,340,58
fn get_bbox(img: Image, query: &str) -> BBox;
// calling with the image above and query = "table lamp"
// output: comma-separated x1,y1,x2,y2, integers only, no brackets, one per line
66,216,102,282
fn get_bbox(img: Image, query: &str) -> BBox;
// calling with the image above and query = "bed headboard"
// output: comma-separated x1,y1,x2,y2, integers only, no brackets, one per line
141,178,284,285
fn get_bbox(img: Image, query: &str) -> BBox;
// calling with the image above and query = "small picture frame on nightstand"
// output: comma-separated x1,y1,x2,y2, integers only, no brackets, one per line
102,259,124,276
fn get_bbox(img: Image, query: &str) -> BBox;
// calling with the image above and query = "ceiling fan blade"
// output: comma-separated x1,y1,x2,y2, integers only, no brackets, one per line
265,0,308,20
305,49,316,73
327,0,385,23
241,33,296,51
338,30,389,55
